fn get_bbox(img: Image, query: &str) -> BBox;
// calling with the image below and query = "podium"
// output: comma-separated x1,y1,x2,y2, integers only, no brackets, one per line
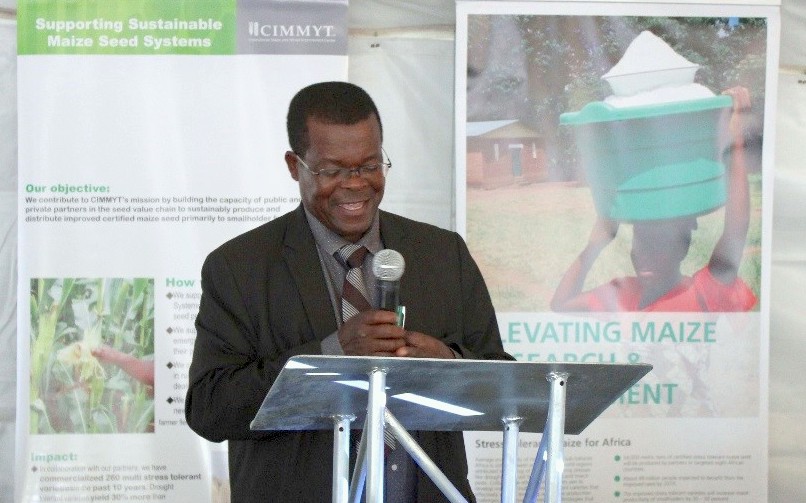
251,356,651,503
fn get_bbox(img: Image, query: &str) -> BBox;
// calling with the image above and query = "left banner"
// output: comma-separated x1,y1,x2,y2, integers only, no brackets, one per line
16,1,347,501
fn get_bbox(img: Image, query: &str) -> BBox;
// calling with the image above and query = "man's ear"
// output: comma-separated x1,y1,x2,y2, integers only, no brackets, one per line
285,151,300,181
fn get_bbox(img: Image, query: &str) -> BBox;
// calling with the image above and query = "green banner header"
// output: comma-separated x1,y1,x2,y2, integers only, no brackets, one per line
18,0,237,55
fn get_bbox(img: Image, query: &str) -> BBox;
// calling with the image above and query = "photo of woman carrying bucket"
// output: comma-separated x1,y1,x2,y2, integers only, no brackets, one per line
464,15,765,313
550,84,756,312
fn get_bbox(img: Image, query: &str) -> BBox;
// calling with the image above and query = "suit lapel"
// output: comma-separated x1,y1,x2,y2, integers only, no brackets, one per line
282,206,339,340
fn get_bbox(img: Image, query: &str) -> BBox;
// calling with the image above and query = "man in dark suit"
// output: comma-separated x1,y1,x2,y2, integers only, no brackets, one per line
185,81,512,502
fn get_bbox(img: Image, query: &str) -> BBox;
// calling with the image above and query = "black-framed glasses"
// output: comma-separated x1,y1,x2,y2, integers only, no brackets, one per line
295,148,392,181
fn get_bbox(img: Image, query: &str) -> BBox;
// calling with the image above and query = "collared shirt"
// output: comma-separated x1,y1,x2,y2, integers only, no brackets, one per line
304,207,418,502
304,206,383,355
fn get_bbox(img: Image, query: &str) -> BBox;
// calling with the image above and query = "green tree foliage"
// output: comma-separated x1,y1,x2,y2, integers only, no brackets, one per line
466,15,767,180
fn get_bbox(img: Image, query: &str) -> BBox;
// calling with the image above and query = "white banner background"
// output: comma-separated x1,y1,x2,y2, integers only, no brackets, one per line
456,2,778,501
15,2,347,501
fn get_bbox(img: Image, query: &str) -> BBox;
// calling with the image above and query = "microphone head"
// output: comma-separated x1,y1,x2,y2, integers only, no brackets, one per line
372,249,405,282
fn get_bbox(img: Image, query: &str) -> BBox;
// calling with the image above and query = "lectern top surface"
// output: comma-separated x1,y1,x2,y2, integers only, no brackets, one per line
251,356,651,434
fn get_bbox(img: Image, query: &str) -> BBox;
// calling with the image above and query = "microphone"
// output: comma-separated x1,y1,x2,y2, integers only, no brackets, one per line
372,249,405,312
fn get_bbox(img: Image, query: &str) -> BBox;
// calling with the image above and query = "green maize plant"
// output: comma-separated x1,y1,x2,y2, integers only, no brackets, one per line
30,278,155,434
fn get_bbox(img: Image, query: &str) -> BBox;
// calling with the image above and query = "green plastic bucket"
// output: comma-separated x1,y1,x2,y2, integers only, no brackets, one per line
560,95,732,221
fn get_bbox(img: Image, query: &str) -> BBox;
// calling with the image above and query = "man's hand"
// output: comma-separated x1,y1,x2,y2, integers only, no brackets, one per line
91,345,154,387
338,310,407,356
338,310,455,358
395,331,456,359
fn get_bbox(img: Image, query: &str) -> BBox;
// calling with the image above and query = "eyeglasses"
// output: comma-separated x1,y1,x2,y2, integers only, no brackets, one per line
295,149,392,181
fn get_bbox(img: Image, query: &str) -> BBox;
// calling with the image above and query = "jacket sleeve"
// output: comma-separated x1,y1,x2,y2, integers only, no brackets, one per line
184,249,323,442
446,232,514,362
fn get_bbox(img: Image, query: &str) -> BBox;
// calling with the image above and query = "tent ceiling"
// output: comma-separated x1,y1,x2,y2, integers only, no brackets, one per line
1,0,803,67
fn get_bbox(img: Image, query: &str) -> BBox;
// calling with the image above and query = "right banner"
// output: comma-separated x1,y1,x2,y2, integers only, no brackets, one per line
455,1,779,501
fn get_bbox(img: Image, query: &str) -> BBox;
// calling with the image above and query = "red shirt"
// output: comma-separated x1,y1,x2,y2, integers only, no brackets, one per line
580,267,757,312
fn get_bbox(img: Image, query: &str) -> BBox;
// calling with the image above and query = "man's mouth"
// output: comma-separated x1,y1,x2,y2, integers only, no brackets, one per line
339,201,366,212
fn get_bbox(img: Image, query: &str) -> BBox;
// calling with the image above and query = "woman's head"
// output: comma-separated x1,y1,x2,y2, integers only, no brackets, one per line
630,217,697,283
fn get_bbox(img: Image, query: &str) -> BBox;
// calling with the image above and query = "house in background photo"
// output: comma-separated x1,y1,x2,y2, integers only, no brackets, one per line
466,119,547,188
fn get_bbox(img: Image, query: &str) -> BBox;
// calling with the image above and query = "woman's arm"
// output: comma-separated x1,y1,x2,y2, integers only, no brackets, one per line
550,216,619,311
709,86,752,284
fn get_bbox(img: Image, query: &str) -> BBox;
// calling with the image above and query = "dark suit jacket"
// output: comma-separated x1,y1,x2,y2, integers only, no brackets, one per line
186,205,512,502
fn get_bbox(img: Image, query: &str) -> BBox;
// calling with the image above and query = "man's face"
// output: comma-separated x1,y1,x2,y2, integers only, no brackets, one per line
286,115,385,242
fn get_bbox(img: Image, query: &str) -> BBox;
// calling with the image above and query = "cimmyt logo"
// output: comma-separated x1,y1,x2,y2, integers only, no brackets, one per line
247,21,336,39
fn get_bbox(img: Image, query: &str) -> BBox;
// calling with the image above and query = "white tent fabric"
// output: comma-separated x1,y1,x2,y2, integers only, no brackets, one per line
349,33,457,230
0,16,18,503
2,1,805,501
767,66,806,501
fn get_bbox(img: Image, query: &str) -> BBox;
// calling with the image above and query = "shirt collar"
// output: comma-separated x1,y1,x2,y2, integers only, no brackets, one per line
303,206,383,256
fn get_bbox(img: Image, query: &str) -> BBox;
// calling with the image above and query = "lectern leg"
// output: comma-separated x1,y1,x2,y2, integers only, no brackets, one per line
520,372,569,503
544,372,568,503
366,368,387,503
501,416,523,503
348,423,367,503
332,415,355,503
384,411,468,503
522,427,549,502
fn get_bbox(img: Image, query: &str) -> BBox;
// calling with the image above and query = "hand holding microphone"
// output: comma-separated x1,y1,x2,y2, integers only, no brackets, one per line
372,249,406,325
337,249,405,356
339,249,455,358
372,249,455,359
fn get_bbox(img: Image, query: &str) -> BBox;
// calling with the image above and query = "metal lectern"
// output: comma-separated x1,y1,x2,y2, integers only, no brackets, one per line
251,356,651,503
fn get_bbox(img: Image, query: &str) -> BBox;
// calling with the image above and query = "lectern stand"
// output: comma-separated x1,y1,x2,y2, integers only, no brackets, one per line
251,356,651,503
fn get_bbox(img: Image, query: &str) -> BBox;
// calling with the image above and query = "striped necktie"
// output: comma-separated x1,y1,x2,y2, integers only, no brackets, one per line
336,244,372,321
337,245,400,457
